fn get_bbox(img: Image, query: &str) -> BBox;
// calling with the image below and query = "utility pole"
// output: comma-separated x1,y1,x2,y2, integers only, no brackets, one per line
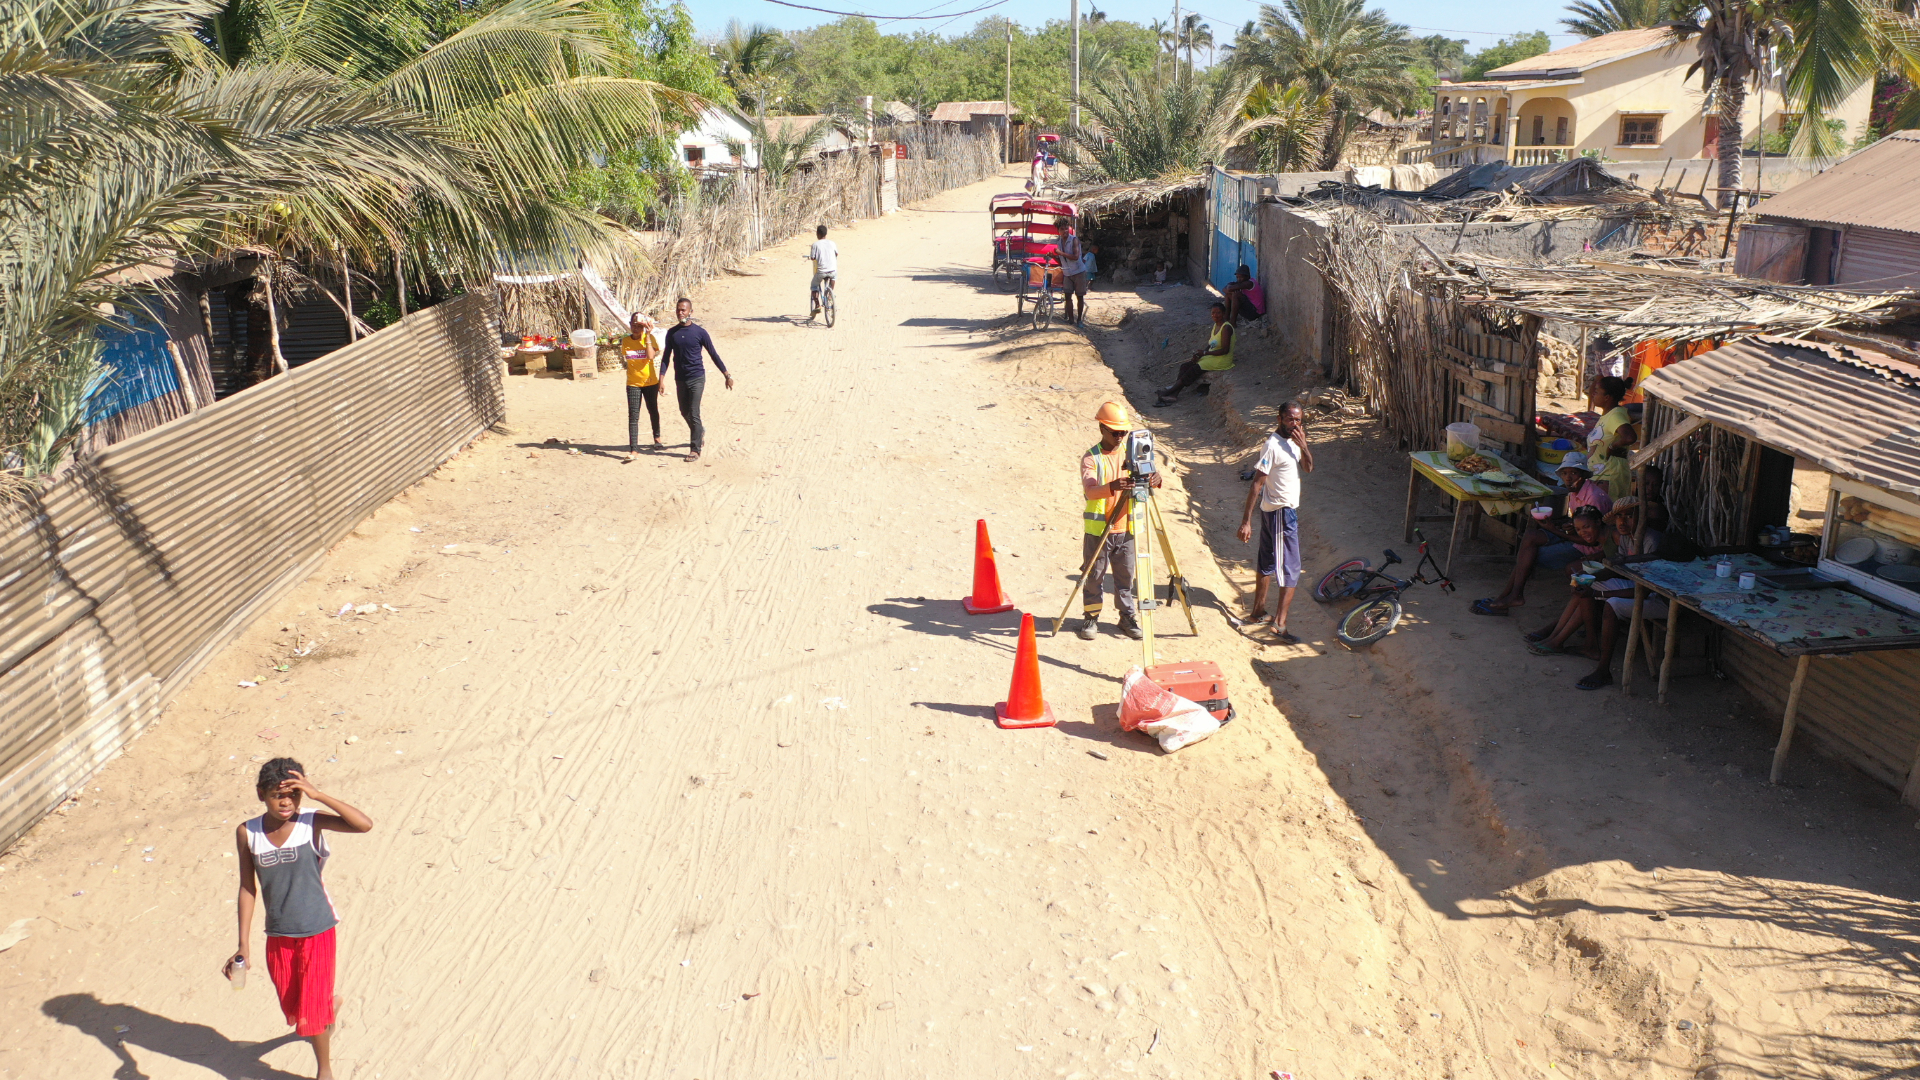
1070,0,1081,132
1171,0,1181,80
1004,18,1013,164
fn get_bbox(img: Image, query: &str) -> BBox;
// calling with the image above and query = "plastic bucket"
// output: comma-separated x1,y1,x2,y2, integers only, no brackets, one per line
569,328,597,349
1536,438,1574,465
1445,422,1481,462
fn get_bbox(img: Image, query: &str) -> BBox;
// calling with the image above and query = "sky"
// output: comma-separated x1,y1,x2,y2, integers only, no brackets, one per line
689,0,1589,47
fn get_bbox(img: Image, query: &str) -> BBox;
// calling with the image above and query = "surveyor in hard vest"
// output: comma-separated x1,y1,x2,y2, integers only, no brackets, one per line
1076,402,1161,641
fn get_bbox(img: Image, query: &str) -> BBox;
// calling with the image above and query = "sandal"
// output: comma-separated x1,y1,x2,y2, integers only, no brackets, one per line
1525,641,1562,657
1269,625,1301,645
1575,671,1613,691
1470,598,1509,617
684,451,700,462
1523,628,1553,643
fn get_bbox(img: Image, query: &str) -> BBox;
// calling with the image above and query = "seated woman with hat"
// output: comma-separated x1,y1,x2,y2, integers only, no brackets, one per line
1471,453,1612,615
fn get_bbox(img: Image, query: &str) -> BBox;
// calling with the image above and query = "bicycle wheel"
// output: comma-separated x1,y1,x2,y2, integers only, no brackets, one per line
823,285,836,327
1033,291,1052,330
993,261,1019,292
1313,558,1370,603
1337,597,1403,647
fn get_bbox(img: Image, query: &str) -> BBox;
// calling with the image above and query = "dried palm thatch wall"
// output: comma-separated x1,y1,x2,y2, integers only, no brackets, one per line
0,295,502,850
621,130,1001,319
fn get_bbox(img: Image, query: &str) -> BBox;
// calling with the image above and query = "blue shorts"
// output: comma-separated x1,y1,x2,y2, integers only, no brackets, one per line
1538,541,1586,570
1257,507,1301,586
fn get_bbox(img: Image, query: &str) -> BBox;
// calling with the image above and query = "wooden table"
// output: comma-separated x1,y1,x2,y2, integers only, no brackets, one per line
1608,556,1920,783
1403,451,1555,575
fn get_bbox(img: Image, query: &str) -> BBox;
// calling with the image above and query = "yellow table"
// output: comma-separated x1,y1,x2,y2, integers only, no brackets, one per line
1403,451,1556,575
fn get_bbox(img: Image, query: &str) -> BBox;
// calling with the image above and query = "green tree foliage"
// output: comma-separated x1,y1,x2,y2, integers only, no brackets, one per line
1,0,695,480
1240,82,1333,171
780,16,1158,125
1666,0,1920,199
1410,33,1469,85
1071,67,1267,179
1561,0,1690,38
1462,31,1553,79
714,18,796,112
1229,0,1421,169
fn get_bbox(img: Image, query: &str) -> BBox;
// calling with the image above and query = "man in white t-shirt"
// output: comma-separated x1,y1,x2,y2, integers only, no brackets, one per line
1235,401,1314,642
807,224,838,320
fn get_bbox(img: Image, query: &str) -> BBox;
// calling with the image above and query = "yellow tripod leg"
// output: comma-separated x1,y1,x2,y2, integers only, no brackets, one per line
1131,481,1154,666
1146,496,1199,636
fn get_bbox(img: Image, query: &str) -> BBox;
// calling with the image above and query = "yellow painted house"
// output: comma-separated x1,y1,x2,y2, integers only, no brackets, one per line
1416,28,1876,170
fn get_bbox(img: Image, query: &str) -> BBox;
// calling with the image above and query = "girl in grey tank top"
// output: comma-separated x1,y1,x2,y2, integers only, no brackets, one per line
226,757,374,1080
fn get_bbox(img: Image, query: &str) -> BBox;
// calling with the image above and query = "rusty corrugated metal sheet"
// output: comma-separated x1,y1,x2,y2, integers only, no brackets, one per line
1755,131,1920,236
0,293,501,849
1638,336,1920,499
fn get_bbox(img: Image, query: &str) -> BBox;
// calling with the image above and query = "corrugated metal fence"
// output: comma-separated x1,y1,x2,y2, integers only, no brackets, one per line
0,293,501,848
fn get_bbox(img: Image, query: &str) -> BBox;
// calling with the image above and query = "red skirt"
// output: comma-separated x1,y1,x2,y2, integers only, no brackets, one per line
265,927,336,1036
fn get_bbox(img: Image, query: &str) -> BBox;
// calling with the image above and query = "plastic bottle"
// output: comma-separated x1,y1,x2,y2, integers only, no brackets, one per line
230,956,247,991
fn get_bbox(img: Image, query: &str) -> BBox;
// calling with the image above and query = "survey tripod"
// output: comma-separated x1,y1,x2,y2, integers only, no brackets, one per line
1049,429,1197,664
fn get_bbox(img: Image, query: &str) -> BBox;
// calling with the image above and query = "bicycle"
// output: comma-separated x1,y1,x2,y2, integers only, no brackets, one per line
1026,257,1060,330
1312,528,1456,647
810,273,836,328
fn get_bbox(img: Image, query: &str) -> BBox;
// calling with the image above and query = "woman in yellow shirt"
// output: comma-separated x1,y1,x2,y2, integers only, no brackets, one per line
1155,302,1234,405
621,312,662,460
1585,375,1637,500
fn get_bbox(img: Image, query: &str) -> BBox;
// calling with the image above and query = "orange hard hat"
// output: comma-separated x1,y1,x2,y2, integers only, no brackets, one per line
1093,401,1130,429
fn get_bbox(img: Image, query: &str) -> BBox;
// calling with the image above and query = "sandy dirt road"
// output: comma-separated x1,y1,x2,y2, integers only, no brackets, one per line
4,172,1919,1080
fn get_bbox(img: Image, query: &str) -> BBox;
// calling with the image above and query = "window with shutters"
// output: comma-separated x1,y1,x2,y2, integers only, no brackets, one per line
1618,115,1661,145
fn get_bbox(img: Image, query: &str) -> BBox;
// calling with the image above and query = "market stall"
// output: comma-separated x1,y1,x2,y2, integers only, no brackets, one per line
1625,336,1920,797
1402,448,1555,574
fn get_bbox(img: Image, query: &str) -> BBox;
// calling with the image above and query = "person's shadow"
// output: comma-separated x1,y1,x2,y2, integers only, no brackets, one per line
43,993,306,1079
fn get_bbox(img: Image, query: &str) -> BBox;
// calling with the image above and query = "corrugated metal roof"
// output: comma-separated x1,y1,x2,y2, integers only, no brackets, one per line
1753,131,1920,235
930,100,1017,122
1485,27,1675,76
1639,336,1920,498
1434,79,1582,93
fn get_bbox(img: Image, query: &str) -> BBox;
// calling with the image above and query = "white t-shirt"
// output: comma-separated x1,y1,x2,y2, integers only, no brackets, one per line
1255,432,1303,512
809,240,838,274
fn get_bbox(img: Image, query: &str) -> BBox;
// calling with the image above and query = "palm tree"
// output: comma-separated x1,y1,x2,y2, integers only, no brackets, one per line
1562,0,1692,37
1070,66,1269,180
1667,0,1920,197
736,114,838,182
1,0,699,481
1241,82,1333,171
713,19,794,114
1231,0,1421,169
1181,13,1214,71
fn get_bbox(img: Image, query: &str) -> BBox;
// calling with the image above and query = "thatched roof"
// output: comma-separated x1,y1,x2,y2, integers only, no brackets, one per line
1290,155,1716,226
1411,251,1920,345
1065,173,1206,218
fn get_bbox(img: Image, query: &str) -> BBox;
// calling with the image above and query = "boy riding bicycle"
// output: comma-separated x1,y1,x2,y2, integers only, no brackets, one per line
807,224,838,320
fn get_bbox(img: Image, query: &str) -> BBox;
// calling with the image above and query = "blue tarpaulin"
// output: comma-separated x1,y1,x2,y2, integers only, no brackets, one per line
85,308,180,424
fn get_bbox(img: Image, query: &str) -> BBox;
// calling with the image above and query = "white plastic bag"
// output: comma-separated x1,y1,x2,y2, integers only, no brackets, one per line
1119,666,1220,752
1140,696,1220,752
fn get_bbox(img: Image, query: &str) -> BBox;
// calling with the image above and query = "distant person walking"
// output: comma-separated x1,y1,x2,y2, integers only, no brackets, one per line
620,312,662,460
223,758,373,1080
659,297,735,463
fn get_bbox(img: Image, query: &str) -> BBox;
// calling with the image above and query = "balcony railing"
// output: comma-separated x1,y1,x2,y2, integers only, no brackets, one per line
1403,143,1574,168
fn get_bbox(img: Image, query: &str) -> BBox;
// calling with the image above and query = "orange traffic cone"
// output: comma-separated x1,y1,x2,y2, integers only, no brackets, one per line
996,613,1056,729
962,518,1014,615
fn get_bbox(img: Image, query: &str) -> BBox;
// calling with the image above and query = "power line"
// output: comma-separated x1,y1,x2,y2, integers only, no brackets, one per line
759,0,1009,20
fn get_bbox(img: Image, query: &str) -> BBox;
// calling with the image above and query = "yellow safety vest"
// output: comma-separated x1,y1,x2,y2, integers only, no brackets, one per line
1082,443,1132,536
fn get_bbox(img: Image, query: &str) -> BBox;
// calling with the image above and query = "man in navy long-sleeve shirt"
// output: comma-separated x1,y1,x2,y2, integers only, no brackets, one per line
659,296,735,462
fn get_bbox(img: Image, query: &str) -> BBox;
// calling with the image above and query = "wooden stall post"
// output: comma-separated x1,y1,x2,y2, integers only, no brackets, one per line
1622,584,1646,694
1404,461,1420,543
1769,653,1813,783
1657,606,1682,704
